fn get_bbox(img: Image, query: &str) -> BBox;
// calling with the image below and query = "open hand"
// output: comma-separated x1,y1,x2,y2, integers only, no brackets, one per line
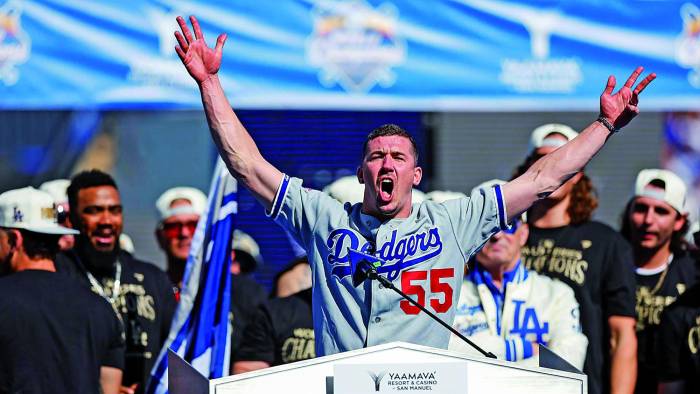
174,15,226,84
599,67,656,130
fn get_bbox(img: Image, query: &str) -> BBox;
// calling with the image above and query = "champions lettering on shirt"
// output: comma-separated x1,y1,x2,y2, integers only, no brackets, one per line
97,279,157,323
689,316,700,355
634,256,696,331
521,238,589,285
281,328,315,363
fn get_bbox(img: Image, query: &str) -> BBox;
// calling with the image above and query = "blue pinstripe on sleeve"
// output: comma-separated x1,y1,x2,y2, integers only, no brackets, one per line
493,184,508,230
266,174,290,220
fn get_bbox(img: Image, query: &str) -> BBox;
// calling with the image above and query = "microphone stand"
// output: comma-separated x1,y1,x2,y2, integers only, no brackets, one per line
362,261,497,359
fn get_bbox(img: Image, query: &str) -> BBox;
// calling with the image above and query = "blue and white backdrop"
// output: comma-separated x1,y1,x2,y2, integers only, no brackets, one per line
0,0,698,110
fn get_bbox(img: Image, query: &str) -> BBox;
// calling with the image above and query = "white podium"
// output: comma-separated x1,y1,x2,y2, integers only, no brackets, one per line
170,342,587,394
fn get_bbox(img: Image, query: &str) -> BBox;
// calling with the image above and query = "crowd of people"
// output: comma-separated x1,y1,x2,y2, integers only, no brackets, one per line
0,13,698,394
2,121,697,394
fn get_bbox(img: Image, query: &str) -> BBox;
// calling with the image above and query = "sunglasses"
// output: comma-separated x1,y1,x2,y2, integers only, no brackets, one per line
161,220,198,238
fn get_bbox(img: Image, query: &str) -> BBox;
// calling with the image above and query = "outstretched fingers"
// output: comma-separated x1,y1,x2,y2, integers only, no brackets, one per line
214,33,227,58
176,16,195,45
603,75,616,95
633,72,656,96
190,15,204,41
623,66,643,89
175,45,186,62
174,31,188,52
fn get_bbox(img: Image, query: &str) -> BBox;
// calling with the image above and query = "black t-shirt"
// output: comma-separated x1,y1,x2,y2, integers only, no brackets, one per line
56,250,176,392
0,270,124,394
635,253,697,394
656,282,700,394
234,288,314,366
230,273,268,363
521,221,636,394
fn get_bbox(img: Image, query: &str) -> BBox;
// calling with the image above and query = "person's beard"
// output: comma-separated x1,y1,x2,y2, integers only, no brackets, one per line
75,236,120,278
0,253,12,276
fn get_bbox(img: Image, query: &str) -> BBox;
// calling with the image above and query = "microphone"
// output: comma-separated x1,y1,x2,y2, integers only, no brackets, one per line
348,249,496,359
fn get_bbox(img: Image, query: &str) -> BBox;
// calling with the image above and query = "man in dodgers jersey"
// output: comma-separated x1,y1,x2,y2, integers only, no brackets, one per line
173,15,656,357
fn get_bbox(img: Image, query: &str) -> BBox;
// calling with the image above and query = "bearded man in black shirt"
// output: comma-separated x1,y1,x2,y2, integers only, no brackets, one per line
620,169,697,394
56,170,177,394
517,123,637,394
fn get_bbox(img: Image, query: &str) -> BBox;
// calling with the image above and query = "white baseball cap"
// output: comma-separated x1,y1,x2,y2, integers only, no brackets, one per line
411,188,427,203
0,187,79,235
528,123,579,153
634,169,688,214
119,233,135,254
231,229,263,270
323,176,364,205
425,190,467,203
39,179,70,206
156,187,207,221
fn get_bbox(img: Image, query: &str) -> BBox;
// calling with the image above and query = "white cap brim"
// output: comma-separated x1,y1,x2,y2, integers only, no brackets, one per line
3,223,79,235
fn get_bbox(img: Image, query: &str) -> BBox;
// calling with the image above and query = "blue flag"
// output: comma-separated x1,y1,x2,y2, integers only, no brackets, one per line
146,159,237,393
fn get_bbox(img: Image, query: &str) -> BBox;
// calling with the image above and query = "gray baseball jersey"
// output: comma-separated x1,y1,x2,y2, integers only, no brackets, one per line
268,175,508,356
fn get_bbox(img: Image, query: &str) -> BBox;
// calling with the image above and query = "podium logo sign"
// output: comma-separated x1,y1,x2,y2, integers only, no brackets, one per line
382,370,438,391
335,362,466,393
368,370,387,391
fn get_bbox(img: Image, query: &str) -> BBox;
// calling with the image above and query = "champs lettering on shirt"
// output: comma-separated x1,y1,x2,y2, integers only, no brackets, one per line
634,253,698,394
522,237,589,285
689,315,700,358
99,279,157,323
281,328,315,363
634,254,697,332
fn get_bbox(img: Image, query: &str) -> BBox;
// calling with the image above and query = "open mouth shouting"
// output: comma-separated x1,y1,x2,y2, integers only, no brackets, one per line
378,177,395,203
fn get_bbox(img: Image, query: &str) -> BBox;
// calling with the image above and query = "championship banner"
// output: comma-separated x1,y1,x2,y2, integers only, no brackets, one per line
1,0,699,110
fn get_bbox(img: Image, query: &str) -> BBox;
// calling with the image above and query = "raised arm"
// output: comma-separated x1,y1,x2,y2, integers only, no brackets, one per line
175,16,283,211
502,67,656,220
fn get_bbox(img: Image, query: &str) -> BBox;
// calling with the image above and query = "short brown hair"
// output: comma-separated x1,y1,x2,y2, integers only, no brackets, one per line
362,124,419,165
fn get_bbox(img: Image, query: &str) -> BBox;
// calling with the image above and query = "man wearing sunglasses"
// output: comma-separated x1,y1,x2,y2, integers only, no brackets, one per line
155,186,207,296
451,180,587,369
619,169,697,394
